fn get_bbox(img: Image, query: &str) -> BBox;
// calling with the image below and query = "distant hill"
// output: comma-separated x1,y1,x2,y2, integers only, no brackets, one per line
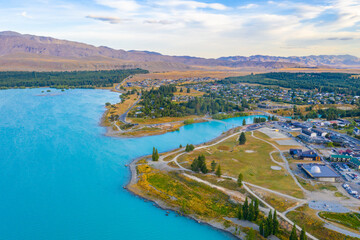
218,55,360,68
0,31,359,71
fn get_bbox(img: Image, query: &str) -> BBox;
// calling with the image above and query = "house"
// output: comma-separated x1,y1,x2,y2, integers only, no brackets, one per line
330,155,353,162
290,149,302,155
300,150,320,161
302,129,317,138
349,158,360,170
312,128,327,137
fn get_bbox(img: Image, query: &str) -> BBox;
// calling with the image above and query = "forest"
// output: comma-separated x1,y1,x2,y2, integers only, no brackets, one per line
0,69,148,88
130,85,243,118
221,72,360,95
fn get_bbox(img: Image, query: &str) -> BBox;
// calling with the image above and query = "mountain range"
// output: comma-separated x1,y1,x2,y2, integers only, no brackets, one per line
0,31,360,72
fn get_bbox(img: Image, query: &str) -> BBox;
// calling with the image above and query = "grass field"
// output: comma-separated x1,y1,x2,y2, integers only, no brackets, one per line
319,212,360,231
177,131,304,198
295,176,337,192
286,205,359,240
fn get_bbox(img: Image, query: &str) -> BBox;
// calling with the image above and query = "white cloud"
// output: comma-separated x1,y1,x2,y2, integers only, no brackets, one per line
20,11,32,18
95,0,140,11
237,4,258,9
86,15,124,24
154,0,228,10
3,0,360,57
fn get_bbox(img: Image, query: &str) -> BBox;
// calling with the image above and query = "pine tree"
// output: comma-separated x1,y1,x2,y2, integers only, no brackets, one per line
242,119,246,126
289,224,298,240
187,88,190,93
237,173,243,187
211,160,217,172
179,144,182,148
300,227,307,240
248,201,254,221
259,222,264,236
243,197,249,220
237,204,243,219
180,88,183,92
239,132,246,145
254,199,259,220
215,165,221,177
198,155,208,173
190,157,199,172
152,147,159,161
267,210,273,235
273,210,279,235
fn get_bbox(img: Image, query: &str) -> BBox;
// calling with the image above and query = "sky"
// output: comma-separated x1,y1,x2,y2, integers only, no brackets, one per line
0,0,360,58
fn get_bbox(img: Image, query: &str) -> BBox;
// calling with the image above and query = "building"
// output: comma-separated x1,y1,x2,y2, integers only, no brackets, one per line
300,150,320,161
290,149,302,155
349,158,360,170
301,164,340,182
312,128,327,137
302,129,317,138
354,128,360,136
330,155,353,162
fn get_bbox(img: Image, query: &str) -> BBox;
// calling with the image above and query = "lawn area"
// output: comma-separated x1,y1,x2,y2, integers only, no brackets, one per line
178,131,304,198
286,205,359,240
319,212,360,231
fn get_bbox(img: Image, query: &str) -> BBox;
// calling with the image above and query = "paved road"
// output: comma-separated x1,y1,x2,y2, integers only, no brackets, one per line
118,93,141,124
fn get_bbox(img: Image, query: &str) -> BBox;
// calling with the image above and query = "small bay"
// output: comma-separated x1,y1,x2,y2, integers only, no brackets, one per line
0,88,263,240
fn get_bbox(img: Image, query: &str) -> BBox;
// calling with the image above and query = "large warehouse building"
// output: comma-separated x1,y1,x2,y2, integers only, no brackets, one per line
301,164,340,182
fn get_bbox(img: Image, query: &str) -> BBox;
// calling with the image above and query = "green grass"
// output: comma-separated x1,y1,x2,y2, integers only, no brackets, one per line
178,131,304,199
319,212,360,231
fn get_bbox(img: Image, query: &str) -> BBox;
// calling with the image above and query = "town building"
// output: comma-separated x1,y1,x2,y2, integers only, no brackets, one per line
301,164,340,182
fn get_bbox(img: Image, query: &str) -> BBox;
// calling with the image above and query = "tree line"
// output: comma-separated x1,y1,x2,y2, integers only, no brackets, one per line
221,72,360,96
0,69,148,88
132,85,243,119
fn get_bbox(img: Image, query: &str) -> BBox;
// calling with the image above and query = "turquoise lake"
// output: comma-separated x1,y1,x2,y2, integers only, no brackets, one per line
0,88,264,240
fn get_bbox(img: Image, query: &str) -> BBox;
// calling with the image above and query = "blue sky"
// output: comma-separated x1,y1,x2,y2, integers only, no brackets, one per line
1,0,359,57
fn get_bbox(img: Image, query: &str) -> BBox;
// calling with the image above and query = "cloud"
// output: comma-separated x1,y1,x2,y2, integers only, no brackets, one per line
154,0,228,10
95,0,140,11
237,4,258,9
144,19,175,25
86,15,124,24
327,37,354,41
20,11,32,18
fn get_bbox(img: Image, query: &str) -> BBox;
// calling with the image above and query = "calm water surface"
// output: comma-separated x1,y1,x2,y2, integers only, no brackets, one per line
0,88,263,240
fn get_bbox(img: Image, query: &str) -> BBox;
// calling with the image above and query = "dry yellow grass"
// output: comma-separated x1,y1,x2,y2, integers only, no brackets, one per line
129,70,247,82
105,94,139,121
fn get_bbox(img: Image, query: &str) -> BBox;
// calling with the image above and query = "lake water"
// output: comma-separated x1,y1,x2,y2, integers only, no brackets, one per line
0,88,263,240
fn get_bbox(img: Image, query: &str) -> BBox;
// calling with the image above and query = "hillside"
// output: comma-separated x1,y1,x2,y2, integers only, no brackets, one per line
0,31,359,71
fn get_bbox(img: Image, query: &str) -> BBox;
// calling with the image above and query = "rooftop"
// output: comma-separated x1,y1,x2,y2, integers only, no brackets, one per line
301,164,340,178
